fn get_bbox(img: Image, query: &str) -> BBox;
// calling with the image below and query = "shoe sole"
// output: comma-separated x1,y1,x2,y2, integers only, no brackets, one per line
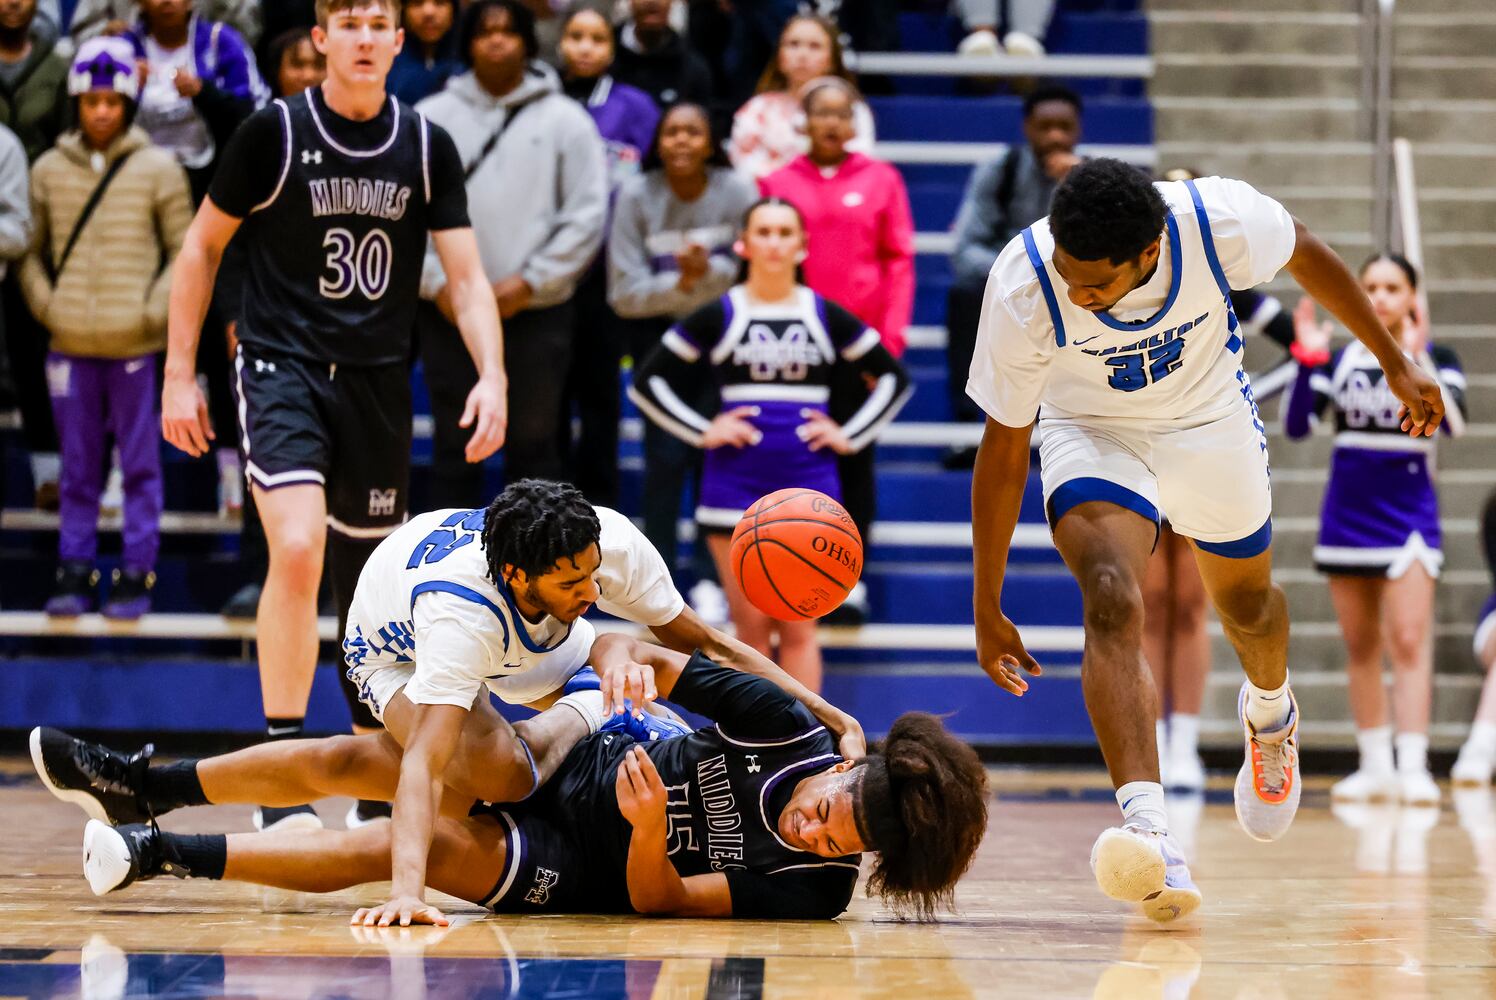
254,809,324,833
1141,883,1203,924
1091,829,1165,902
344,804,391,830
82,819,131,896
30,727,111,825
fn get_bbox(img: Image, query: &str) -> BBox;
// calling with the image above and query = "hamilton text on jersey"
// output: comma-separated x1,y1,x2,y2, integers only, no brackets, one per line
308,176,413,222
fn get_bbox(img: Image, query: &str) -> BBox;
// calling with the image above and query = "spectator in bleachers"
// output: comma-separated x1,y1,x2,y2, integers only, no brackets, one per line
609,101,755,617
629,197,911,690
943,84,1079,466
0,121,31,441
951,0,1054,59
255,0,316,71
68,0,261,47
21,38,191,618
124,0,267,204
386,0,459,105
555,2,657,508
611,0,711,109
726,13,874,184
759,76,912,623
215,25,324,621
262,24,323,99
1,0,68,511
417,0,606,502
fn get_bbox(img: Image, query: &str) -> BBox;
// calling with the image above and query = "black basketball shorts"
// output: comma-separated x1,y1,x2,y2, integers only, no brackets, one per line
232,344,411,537
468,802,630,915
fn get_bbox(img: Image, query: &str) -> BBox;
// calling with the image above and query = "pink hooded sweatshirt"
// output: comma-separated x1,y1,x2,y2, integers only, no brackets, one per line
759,153,915,357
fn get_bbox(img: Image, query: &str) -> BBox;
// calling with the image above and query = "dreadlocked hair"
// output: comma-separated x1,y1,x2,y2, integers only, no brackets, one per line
480,479,600,586
1049,157,1167,265
855,712,988,921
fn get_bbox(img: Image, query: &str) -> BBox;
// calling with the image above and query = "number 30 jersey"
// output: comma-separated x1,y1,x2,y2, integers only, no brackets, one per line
967,177,1298,428
211,86,469,367
343,505,687,709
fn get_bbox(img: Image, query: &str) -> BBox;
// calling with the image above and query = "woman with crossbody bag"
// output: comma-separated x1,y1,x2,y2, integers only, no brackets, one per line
19,38,192,619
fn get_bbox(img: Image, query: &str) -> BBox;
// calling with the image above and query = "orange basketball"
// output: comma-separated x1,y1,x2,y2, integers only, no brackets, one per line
729,489,864,622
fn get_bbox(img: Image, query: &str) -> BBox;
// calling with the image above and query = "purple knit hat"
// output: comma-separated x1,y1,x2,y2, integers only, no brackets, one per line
69,38,140,101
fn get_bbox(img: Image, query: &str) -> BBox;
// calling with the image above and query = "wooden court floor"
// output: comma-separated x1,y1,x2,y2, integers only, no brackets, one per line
3,762,1496,999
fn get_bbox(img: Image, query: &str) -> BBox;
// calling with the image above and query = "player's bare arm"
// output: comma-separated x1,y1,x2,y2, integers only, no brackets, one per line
356,700,467,927
972,416,1043,697
1284,218,1444,437
616,745,733,917
432,227,509,463
162,199,241,457
648,607,868,757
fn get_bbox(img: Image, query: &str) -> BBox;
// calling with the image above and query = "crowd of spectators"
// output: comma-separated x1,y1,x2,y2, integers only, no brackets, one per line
0,0,1064,680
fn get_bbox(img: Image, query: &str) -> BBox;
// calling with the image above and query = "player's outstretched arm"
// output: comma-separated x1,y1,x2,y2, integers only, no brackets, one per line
353,702,467,928
972,417,1043,696
649,608,868,758
163,199,240,457
1284,218,1444,437
432,227,509,463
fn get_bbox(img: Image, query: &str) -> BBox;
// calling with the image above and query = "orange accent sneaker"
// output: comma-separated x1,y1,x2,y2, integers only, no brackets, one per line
1233,682,1302,842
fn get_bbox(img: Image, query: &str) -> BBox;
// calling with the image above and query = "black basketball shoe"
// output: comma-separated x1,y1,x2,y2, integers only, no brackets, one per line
31,727,153,825
83,820,191,895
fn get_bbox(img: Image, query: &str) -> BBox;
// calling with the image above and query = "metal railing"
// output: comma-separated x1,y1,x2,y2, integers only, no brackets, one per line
1364,0,1397,248
853,51,1152,79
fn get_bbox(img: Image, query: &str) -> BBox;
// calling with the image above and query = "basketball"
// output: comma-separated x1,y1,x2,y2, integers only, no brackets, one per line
729,489,864,621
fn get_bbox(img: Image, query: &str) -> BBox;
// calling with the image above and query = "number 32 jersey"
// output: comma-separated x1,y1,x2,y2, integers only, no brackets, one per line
344,506,687,709
209,86,470,366
966,177,1298,428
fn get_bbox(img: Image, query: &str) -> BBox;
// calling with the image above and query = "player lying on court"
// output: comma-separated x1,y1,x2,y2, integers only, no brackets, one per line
966,159,1445,922
37,638,988,922
34,479,873,924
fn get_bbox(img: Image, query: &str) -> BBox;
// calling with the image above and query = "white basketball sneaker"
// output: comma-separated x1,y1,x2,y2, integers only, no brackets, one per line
1453,741,1495,787
1330,768,1399,803
1398,768,1441,806
1233,683,1302,842
1090,820,1201,923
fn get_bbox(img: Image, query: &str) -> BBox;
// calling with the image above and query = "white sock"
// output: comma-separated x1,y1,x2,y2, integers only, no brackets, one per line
1155,719,1168,758
1116,780,1169,831
554,689,606,734
1169,713,1200,760
30,451,59,486
1467,720,1496,756
1357,724,1395,774
1245,676,1292,732
1396,731,1430,775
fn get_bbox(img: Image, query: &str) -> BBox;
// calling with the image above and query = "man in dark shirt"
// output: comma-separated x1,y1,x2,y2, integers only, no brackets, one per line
160,0,508,834
45,641,989,921
611,0,712,109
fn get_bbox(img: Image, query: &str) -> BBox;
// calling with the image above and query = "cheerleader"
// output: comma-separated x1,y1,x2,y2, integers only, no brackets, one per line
1285,253,1468,804
628,198,912,691
1453,493,1496,785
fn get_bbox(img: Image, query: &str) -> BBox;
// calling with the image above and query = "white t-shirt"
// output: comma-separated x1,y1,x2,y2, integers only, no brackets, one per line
343,505,686,710
138,38,215,170
966,177,1297,427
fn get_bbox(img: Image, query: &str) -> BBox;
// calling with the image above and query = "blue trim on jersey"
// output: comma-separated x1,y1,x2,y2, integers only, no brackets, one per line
1093,211,1183,333
1194,518,1273,559
1183,180,1232,300
1046,477,1161,541
409,581,511,651
495,579,575,654
1022,227,1067,347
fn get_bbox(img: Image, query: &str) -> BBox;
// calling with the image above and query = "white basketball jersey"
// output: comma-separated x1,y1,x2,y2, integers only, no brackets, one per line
344,508,594,705
1025,180,1254,423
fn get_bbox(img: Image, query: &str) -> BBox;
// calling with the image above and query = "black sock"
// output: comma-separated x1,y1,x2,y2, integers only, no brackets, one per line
147,760,209,811
265,716,304,741
162,833,227,880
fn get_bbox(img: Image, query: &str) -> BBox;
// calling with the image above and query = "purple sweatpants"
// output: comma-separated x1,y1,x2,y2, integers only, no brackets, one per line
46,352,163,570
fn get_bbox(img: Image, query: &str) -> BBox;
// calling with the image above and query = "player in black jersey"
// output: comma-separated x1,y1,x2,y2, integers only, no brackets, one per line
52,641,989,921
161,0,509,832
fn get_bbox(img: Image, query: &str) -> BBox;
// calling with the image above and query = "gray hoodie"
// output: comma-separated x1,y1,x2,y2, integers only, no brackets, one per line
0,123,31,281
417,62,608,311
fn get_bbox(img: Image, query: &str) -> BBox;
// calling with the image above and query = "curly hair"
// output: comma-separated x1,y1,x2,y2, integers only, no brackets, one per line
1049,158,1167,265
853,712,988,921
480,479,600,585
